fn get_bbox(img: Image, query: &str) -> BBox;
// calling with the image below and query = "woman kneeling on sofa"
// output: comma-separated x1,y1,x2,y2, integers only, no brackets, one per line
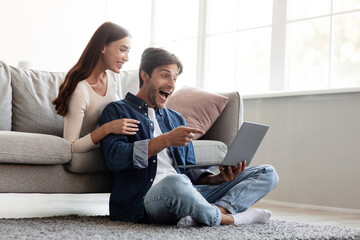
52,22,139,152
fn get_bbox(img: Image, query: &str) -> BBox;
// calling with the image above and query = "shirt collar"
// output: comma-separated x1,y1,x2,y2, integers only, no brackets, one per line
125,92,147,108
125,92,164,115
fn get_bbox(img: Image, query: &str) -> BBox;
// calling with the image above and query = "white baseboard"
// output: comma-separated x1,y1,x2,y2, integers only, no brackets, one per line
260,199,360,215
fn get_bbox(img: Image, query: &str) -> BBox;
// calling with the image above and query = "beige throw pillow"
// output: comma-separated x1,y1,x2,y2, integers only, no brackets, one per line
166,86,229,139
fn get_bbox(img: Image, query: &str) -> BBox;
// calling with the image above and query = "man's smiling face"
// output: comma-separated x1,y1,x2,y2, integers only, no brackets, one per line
143,64,179,109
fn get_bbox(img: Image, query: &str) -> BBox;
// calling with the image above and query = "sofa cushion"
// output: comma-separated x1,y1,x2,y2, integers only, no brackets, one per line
0,131,71,164
65,145,109,173
199,92,242,149
166,86,229,139
192,140,227,166
10,66,65,136
0,62,12,130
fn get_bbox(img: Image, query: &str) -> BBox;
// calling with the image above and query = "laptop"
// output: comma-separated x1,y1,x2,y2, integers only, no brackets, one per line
179,121,269,169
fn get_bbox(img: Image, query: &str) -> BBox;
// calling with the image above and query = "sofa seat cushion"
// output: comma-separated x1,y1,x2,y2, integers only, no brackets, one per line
65,146,109,173
0,131,71,165
65,140,227,174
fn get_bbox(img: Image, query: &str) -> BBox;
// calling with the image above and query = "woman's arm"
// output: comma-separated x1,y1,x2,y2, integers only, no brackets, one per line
90,118,140,144
63,84,96,153
89,72,139,145
64,83,140,153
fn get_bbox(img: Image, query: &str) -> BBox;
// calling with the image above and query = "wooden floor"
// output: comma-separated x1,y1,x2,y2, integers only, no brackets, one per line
1,193,359,230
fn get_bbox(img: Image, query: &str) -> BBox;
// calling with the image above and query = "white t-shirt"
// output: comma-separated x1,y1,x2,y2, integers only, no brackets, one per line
148,108,177,186
63,70,122,153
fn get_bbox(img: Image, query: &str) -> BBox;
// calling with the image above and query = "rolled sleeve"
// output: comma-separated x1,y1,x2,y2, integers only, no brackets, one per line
133,139,150,169
185,168,214,184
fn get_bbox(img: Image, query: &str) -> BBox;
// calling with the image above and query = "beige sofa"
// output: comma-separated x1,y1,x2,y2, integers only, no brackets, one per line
0,61,243,193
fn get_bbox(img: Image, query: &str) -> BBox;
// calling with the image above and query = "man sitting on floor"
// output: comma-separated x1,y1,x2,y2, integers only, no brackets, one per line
99,47,279,227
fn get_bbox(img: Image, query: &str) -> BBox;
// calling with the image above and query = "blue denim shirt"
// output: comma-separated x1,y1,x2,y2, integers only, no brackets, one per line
99,93,212,222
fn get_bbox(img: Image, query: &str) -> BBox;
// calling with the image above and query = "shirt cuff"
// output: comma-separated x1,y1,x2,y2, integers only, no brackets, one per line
185,168,214,184
133,139,149,169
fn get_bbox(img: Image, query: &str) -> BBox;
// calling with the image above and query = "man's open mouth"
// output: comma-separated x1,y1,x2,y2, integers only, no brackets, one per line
159,90,172,101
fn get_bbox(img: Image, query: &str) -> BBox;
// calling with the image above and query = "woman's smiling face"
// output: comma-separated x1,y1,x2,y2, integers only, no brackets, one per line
102,36,132,73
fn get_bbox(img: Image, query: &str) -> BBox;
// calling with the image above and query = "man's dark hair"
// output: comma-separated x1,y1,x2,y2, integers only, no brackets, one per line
138,48,183,88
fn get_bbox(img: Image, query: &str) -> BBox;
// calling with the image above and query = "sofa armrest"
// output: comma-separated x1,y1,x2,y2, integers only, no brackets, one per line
0,131,71,165
199,91,243,148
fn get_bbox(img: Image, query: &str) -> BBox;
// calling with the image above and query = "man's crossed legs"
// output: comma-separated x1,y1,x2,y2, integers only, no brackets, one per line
143,164,279,227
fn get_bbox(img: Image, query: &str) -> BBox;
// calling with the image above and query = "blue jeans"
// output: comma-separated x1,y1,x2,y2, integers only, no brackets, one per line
143,165,279,227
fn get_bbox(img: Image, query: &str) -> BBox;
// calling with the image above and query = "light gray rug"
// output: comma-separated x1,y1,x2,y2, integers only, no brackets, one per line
0,215,359,240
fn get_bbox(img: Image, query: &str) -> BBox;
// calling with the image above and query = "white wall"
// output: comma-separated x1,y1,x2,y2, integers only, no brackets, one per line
244,91,360,210
0,0,107,72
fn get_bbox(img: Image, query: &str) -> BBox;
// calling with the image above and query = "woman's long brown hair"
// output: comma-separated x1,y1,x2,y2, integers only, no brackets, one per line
52,22,130,116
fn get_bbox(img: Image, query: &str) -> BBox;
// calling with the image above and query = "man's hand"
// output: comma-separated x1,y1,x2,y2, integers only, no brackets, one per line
197,161,247,185
165,126,205,147
218,161,246,182
148,126,205,158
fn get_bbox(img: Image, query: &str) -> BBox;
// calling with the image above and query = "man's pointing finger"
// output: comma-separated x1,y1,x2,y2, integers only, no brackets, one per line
184,127,205,135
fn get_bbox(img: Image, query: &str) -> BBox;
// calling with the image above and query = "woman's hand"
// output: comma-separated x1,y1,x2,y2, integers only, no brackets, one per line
106,118,140,135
